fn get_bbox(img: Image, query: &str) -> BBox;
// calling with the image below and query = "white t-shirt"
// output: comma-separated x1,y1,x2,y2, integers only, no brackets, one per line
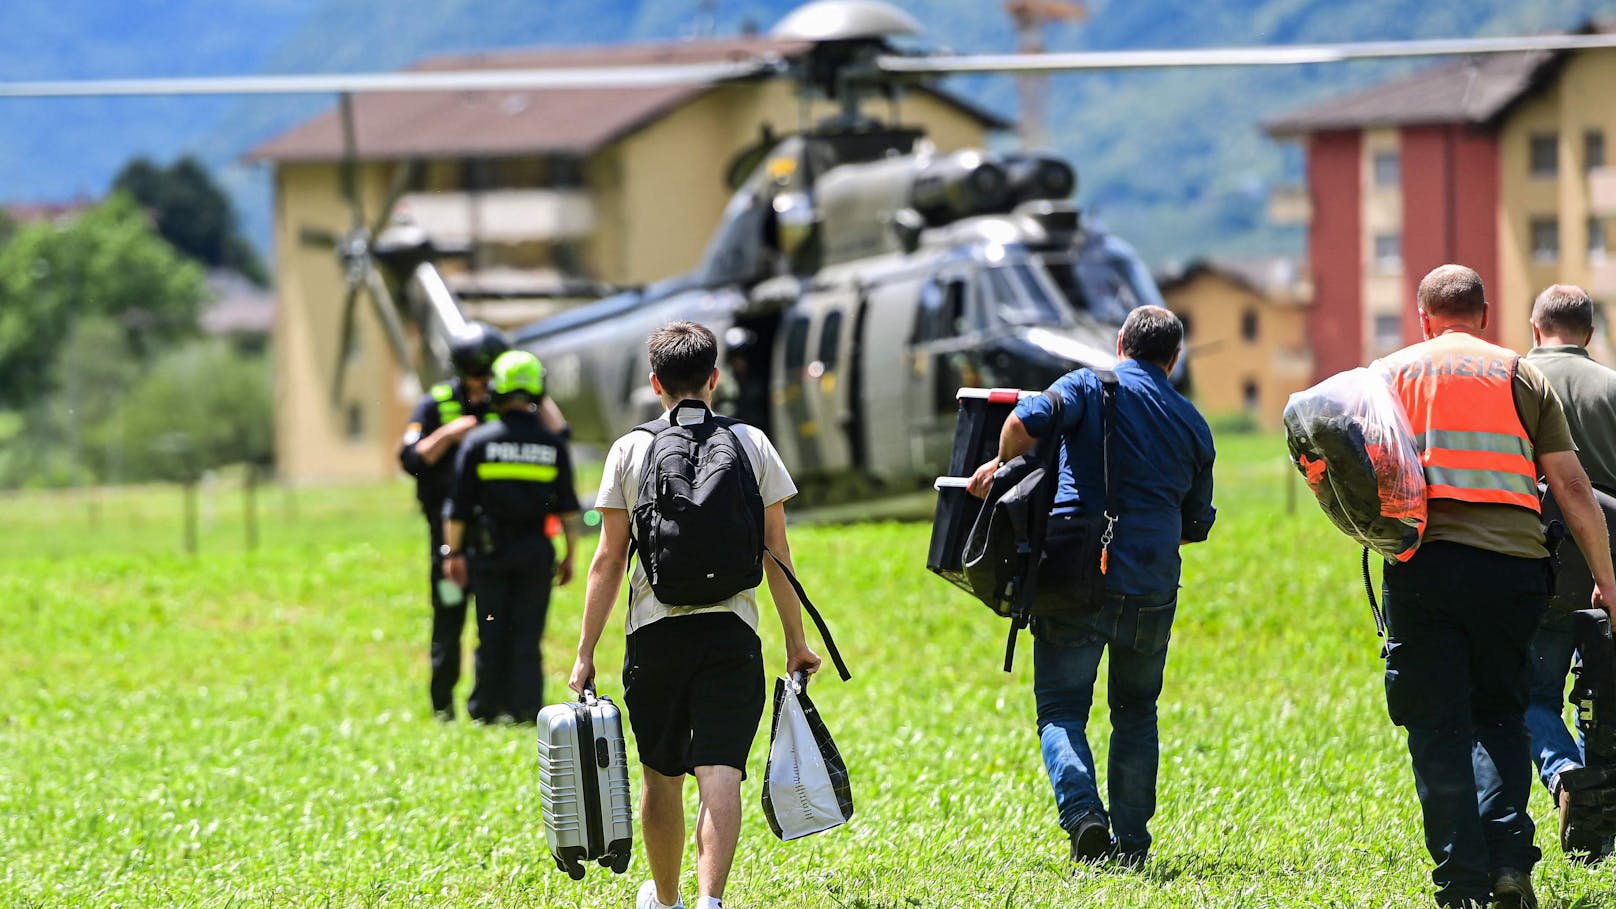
596,402,797,634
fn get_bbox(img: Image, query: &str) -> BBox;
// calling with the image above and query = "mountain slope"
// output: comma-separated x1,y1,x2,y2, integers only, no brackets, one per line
3,0,1615,266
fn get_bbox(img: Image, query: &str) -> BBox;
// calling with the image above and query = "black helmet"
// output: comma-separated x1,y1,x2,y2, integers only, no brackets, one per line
448,322,509,377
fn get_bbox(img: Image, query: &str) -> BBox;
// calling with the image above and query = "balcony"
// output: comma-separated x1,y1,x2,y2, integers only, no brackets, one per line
1590,257,1616,298
1589,167,1616,218
1267,184,1311,226
393,189,596,245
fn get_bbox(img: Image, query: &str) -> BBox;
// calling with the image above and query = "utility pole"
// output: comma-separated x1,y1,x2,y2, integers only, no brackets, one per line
1005,0,1086,150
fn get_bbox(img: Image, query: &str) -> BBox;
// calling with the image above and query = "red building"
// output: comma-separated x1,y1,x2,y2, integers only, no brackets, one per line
1268,41,1616,378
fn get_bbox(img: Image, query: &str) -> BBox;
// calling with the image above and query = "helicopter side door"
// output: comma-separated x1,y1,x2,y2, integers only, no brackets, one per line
787,288,859,480
904,266,983,475
770,309,815,477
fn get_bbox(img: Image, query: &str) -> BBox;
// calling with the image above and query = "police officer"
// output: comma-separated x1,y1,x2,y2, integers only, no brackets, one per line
399,322,507,721
443,350,581,724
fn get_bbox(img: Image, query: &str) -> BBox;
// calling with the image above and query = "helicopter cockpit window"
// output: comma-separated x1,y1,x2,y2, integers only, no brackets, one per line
979,263,1072,329
916,277,971,341
1072,234,1168,324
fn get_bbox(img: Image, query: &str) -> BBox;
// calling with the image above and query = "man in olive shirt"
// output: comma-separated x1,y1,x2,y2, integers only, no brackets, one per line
1522,284,1616,861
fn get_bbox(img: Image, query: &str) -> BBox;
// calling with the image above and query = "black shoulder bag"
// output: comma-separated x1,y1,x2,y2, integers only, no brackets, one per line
963,369,1120,671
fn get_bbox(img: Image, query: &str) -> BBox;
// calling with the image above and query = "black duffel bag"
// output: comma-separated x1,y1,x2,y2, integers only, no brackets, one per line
963,370,1120,670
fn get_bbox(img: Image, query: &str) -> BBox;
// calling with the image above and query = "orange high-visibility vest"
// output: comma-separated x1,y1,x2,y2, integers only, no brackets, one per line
1382,331,1540,513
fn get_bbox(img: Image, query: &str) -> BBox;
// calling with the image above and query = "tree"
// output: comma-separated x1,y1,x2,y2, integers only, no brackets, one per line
112,155,268,285
112,339,275,483
0,194,207,407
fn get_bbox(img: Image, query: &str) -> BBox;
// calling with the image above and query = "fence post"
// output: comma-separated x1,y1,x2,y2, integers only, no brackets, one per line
182,480,198,555
244,464,259,552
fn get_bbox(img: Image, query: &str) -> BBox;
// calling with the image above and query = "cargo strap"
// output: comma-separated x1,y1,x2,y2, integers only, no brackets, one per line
765,549,852,682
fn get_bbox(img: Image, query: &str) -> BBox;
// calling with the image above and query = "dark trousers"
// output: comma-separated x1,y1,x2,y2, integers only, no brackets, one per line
426,514,468,715
1382,542,1549,904
467,545,554,723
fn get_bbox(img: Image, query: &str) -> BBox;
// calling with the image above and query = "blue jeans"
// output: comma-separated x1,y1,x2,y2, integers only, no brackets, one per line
1525,611,1583,794
1032,589,1177,857
1382,542,1548,904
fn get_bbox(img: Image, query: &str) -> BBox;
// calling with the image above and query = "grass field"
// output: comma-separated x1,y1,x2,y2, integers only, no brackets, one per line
2,434,1614,908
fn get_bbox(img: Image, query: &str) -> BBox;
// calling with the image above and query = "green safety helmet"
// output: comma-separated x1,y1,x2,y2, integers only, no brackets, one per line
490,350,545,401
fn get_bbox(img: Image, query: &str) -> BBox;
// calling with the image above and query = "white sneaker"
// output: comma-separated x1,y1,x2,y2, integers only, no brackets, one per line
693,899,724,909
636,880,684,909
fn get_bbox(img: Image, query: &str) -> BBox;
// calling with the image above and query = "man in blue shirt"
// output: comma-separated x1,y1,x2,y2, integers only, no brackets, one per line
969,305,1216,867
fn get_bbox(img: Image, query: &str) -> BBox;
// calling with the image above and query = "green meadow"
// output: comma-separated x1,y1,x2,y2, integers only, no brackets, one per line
2,435,1613,907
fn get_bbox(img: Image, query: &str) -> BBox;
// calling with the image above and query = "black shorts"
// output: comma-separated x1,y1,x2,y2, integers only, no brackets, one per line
623,612,765,778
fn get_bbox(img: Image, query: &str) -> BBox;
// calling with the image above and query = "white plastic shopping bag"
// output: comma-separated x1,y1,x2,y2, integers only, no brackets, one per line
761,673,853,840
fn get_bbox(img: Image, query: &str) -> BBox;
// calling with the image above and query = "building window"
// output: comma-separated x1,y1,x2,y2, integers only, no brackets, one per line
1374,232,1402,271
1372,150,1400,187
1530,133,1559,178
1531,217,1560,263
345,403,364,442
1374,314,1402,351
1587,130,1606,172
1242,379,1259,413
1591,217,1608,263
1240,307,1259,343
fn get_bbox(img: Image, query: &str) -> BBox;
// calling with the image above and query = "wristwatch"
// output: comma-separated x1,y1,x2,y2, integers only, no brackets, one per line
439,544,462,558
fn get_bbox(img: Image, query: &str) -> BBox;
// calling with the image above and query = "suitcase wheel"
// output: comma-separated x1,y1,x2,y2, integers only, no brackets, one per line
611,853,631,874
566,864,585,881
597,857,612,868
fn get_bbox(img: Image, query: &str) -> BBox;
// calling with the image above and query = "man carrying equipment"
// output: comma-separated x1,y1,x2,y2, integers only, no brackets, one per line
1521,284,1616,860
444,350,581,724
966,305,1216,869
1373,266,1615,908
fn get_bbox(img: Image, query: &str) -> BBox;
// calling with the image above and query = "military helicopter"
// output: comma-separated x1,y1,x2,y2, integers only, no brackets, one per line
5,0,1616,503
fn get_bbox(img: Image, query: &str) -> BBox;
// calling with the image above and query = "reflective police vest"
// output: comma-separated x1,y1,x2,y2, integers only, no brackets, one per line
432,382,497,426
1382,331,1540,513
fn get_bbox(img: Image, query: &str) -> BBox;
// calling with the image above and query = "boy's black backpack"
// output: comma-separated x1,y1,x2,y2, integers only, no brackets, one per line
630,400,765,606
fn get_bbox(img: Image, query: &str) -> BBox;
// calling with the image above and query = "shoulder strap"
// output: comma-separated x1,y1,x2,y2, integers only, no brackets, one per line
633,417,671,436
764,549,852,682
1094,369,1120,516
1001,387,1068,672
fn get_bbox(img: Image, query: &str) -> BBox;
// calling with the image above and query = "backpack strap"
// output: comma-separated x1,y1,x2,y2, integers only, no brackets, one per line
764,549,852,682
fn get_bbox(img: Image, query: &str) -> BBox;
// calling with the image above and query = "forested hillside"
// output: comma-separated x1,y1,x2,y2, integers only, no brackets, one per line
3,0,1615,265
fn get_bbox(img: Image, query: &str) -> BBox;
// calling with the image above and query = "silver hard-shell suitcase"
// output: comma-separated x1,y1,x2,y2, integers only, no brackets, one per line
537,685,634,879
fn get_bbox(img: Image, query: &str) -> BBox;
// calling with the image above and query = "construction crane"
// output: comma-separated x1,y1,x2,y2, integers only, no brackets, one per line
1006,0,1087,148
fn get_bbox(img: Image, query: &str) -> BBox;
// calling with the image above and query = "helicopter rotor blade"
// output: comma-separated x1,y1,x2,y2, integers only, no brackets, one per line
298,226,340,249
370,159,421,240
337,92,365,231
0,60,775,98
331,282,362,407
362,262,416,378
876,32,1616,77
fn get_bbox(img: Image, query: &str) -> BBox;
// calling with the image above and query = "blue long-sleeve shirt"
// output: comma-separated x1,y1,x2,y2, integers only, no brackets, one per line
1014,359,1217,596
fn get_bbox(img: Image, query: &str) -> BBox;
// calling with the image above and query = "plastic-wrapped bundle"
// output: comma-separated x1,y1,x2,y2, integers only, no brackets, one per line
1283,367,1427,562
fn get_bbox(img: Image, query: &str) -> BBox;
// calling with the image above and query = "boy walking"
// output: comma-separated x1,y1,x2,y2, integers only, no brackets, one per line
569,321,820,909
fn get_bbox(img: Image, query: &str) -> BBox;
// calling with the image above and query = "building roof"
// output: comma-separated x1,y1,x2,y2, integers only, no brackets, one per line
1158,257,1311,305
250,36,1008,163
1265,50,1559,137
200,270,275,336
